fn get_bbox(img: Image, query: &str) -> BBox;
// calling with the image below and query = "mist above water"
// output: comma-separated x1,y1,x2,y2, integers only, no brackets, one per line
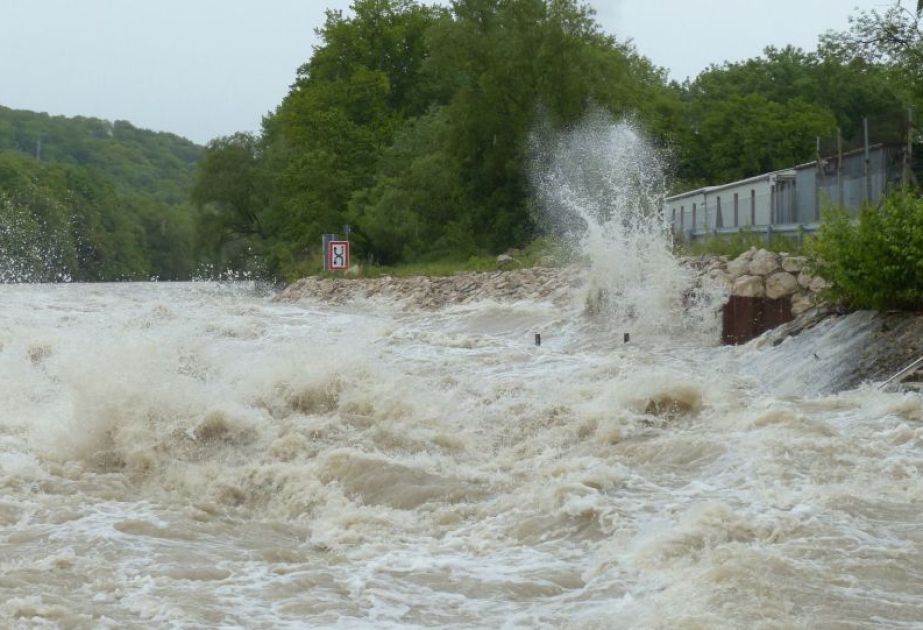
530,110,722,340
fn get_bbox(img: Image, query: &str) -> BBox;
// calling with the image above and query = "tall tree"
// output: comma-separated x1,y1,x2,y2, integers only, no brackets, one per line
820,1,923,106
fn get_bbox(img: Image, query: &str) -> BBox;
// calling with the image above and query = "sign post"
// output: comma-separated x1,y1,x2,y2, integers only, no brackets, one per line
327,240,350,272
321,234,337,271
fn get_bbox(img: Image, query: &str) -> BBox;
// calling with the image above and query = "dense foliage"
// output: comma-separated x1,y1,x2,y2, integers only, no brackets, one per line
3,1,921,283
811,190,923,310
194,0,684,277
678,45,909,186
191,0,922,280
0,106,202,280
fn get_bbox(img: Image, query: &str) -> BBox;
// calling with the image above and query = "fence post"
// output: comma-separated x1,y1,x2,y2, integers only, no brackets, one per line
815,136,822,222
837,128,844,207
864,117,872,204
905,108,914,187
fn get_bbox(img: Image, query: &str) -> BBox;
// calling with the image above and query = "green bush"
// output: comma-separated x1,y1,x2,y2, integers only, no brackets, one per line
810,189,923,310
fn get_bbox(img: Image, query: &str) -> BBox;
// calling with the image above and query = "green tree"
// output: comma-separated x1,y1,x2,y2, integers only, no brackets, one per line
676,45,906,186
348,107,469,263
820,1,923,105
256,0,442,276
192,132,266,270
0,105,202,280
811,189,923,310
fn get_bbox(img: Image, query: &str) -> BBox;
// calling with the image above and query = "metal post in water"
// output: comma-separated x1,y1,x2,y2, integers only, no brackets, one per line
535,333,541,346
623,333,630,343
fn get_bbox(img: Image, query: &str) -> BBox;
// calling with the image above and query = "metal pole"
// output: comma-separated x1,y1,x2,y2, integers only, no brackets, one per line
837,128,844,207
322,234,336,272
905,108,914,188
816,136,822,221
864,117,872,204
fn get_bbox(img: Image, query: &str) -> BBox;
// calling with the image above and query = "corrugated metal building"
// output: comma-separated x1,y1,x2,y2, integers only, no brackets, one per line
664,144,907,240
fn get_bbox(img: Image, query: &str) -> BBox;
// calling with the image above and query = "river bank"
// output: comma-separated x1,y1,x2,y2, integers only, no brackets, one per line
277,248,923,393
276,247,829,313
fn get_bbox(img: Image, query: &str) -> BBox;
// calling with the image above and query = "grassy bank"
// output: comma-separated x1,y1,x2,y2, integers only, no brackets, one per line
675,231,811,258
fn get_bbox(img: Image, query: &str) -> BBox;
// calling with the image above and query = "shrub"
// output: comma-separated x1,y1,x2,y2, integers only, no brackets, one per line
810,189,923,310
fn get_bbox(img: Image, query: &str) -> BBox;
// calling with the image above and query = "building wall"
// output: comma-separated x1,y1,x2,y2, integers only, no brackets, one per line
665,176,775,234
664,145,905,235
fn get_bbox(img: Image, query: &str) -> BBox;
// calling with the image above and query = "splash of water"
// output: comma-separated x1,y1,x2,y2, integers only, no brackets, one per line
530,109,722,339
0,192,73,283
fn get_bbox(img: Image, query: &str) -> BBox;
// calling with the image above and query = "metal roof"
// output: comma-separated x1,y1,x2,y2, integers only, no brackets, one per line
664,168,795,202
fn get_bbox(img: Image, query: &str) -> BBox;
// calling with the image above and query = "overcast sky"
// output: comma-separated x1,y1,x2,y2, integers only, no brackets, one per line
0,0,894,145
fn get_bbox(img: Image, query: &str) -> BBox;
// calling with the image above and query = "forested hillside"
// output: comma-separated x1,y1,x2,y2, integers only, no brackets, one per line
193,0,922,280
0,106,202,280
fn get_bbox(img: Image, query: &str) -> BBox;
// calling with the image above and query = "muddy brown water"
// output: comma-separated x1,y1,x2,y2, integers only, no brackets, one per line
1,283,921,629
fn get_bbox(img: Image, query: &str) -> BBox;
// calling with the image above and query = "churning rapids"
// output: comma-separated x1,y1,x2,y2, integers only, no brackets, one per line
2,117,923,629
2,282,922,630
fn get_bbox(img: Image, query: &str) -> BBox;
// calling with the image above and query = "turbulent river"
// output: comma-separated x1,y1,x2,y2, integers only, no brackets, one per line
1,281,922,629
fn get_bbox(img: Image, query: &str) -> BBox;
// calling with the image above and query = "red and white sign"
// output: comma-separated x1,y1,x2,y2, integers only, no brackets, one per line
327,240,350,271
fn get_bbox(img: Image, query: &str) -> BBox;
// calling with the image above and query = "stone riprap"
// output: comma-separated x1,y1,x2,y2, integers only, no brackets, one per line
278,247,827,315
681,247,826,316
276,266,587,309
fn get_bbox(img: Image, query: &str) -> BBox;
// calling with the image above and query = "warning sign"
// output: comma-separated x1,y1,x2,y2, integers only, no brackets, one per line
327,240,350,271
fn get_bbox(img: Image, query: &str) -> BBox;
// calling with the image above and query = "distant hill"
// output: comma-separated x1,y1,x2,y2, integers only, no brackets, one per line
0,105,204,281
0,105,202,204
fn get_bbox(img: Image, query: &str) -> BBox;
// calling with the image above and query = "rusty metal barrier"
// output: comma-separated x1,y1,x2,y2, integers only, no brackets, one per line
721,295,793,345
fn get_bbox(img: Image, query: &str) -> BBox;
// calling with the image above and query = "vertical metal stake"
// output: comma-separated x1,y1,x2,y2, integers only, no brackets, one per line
864,117,872,204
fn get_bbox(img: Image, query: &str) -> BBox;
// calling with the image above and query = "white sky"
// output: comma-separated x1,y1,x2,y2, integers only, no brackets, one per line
0,0,896,145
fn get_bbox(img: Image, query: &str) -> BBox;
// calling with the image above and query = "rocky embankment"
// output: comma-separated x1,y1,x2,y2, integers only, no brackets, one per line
277,247,830,314
684,247,828,316
275,265,587,309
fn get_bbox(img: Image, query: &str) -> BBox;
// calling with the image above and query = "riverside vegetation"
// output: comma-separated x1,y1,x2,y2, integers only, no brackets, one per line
278,247,830,318
1,0,922,291
0,106,201,281
189,0,923,282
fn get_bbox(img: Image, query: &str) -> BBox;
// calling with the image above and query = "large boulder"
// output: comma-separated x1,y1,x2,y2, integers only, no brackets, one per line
496,254,515,270
733,275,766,298
740,247,759,262
791,291,815,316
726,256,750,280
797,270,814,289
707,269,733,290
765,272,799,299
781,256,808,274
748,250,782,276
